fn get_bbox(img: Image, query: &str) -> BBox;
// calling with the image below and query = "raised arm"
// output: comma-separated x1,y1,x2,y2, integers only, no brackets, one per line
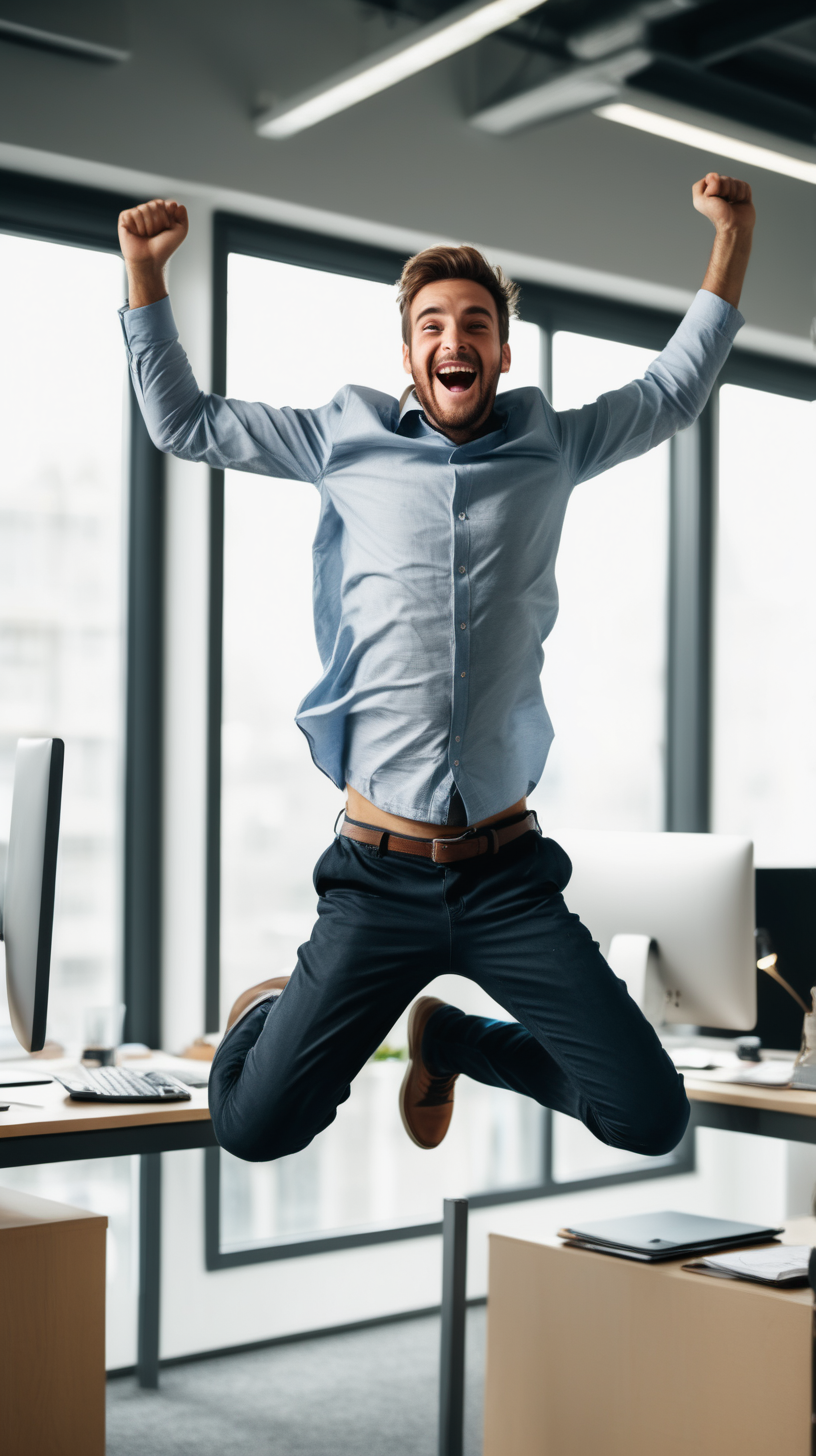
117,200,338,481
556,172,754,487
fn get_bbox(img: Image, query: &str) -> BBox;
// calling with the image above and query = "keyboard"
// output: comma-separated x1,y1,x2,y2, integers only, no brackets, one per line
55,1068,192,1102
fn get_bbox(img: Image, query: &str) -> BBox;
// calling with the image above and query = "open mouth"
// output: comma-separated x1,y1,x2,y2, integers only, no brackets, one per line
436,363,477,394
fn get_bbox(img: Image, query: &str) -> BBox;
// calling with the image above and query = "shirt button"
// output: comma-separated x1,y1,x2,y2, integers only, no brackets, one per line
455,736,460,743
458,512,466,520
460,622,466,629
453,760,459,767
460,671,466,678
458,566,466,574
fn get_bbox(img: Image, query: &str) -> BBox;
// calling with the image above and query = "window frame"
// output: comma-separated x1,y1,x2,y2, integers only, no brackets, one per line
205,210,816,1269
0,167,166,1047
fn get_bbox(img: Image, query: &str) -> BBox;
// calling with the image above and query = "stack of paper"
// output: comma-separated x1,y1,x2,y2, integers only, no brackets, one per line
685,1245,812,1287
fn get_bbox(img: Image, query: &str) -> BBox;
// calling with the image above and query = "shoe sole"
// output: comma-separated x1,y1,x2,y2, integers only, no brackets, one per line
399,996,449,1150
225,976,291,1034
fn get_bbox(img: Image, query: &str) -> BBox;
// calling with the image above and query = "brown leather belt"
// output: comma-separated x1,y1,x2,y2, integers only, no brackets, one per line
340,812,538,864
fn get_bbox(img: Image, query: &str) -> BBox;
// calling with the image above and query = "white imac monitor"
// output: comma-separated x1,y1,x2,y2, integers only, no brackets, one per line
0,739,64,1053
554,831,756,1031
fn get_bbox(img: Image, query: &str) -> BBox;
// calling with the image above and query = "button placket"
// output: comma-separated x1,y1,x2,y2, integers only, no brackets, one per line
450,463,472,781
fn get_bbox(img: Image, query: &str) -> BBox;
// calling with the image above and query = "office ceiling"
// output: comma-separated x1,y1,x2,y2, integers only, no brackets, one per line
369,0,816,145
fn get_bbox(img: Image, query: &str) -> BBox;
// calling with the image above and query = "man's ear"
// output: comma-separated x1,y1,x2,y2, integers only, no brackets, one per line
500,342,511,375
402,342,412,375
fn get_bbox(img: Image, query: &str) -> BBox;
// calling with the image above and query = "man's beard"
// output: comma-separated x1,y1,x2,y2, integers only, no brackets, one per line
411,360,500,437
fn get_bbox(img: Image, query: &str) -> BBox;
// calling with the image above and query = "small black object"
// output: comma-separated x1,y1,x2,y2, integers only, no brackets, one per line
81,1047,116,1067
736,1036,762,1062
808,1248,816,1295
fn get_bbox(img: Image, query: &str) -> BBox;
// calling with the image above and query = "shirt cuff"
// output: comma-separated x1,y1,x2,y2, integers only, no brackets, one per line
690,288,744,341
118,294,179,351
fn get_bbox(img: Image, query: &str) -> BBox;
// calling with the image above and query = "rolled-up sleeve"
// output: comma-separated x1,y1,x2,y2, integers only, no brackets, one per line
120,297,339,483
555,289,743,486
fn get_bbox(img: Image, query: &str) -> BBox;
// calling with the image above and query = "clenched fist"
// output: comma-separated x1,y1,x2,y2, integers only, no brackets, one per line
118,199,189,308
692,172,755,235
694,172,755,310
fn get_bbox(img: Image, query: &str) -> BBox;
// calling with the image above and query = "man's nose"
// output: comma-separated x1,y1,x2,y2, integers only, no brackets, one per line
440,325,468,353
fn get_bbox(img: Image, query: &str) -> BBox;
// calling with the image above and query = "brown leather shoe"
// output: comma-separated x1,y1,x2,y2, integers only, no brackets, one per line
399,996,458,1149
226,976,290,1033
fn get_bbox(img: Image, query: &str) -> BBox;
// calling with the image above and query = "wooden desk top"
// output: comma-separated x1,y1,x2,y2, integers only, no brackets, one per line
0,1055,211,1141
491,1216,816,1309
685,1075,816,1119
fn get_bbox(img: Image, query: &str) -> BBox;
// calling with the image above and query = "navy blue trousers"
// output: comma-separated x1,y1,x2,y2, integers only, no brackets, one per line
209,826,689,1163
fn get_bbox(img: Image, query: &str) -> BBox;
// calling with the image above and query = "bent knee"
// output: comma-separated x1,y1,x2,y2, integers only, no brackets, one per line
209,1088,325,1163
211,1109,310,1163
631,1085,690,1157
591,1079,690,1160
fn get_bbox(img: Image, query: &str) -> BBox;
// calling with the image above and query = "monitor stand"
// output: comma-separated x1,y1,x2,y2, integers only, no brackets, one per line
608,933,664,1024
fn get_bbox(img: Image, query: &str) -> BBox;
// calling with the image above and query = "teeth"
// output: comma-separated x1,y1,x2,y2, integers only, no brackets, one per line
437,365,476,376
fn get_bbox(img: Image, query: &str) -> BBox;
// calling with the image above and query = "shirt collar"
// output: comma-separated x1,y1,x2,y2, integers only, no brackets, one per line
398,388,425,423
396,386,510,444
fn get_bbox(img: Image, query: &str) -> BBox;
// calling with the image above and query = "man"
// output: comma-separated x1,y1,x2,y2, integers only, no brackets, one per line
118,173,754,1162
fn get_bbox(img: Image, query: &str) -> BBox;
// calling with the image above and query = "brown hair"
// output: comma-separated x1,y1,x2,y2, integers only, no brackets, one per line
397,245,520,346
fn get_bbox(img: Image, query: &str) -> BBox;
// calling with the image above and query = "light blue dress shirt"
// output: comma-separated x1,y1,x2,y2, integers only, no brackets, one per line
121,289,742,825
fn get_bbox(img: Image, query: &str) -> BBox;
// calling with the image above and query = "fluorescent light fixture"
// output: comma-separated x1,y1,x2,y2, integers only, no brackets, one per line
257,0,550,139
596,103,816,185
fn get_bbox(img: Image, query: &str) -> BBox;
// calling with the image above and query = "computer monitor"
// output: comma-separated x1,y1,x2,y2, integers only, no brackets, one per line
0,739,64,1053
553,830,756,1031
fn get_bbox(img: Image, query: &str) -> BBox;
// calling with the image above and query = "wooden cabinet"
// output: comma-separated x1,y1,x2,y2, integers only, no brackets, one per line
0,1188,107,1456
484,1217,816,1456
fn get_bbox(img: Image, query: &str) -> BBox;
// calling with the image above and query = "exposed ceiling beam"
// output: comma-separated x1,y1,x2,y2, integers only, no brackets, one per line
469,1,816,139
654,0,816,69
471,47,652,132
256,0,552,140
0,2,129,64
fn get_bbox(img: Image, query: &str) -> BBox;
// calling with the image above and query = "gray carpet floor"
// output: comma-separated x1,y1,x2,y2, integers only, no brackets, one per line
107,1307,485,1456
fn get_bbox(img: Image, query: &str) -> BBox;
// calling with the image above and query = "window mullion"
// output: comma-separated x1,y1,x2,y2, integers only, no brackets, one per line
666,392,717,832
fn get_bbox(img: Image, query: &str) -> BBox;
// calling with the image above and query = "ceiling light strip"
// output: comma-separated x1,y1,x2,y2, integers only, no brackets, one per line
596,103,816,186
257,0,549,139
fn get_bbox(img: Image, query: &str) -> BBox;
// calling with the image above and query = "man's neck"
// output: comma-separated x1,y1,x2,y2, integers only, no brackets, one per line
408,387,502,446
440,411,503,446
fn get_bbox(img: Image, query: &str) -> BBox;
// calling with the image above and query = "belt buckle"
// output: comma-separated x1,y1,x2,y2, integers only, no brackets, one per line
431,827,478,864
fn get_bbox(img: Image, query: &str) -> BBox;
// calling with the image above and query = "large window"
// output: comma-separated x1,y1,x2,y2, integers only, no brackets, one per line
209,226,691,1263
712,384,816,865
529,332,669,834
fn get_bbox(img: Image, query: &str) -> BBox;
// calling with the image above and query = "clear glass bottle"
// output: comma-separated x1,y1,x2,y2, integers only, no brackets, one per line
792,991,816,1086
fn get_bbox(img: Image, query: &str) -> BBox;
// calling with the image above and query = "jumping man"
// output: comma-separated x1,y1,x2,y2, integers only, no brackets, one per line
118,172,754,1162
